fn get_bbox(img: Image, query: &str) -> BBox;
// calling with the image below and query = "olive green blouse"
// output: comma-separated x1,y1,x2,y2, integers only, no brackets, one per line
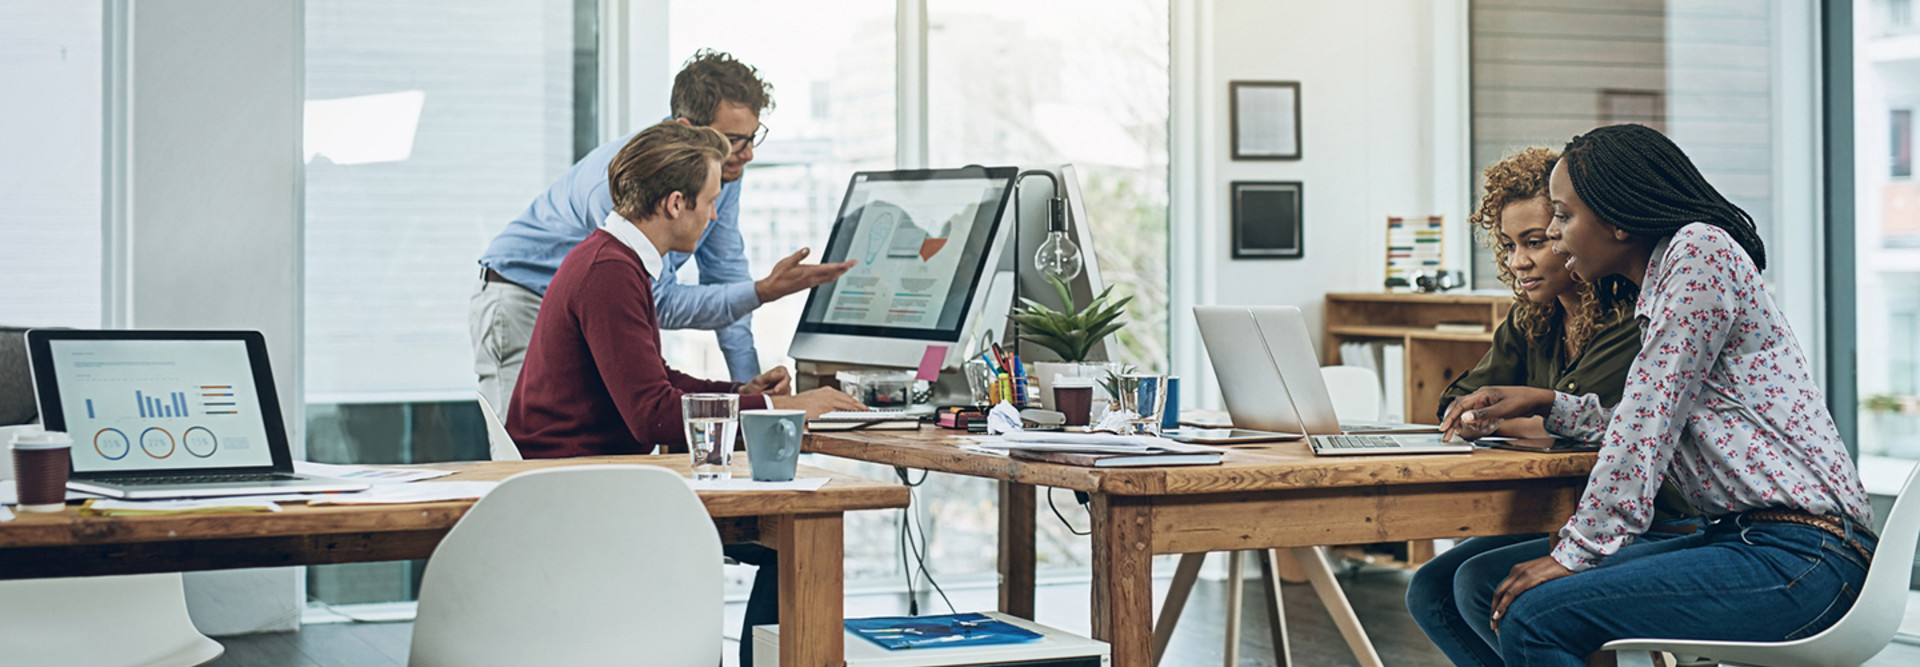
1437,306,1700,521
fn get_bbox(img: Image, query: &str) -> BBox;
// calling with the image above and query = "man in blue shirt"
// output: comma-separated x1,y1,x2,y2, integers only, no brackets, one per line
471,50,853,415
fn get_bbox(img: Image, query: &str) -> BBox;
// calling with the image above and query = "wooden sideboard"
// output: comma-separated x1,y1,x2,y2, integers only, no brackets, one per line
1324,292,1514,425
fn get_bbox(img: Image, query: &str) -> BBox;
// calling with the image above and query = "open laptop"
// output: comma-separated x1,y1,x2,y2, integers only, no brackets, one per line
1193,306,1471,456
26,329,370,499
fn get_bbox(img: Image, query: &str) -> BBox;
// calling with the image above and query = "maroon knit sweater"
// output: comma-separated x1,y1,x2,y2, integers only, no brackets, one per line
506,229,767,457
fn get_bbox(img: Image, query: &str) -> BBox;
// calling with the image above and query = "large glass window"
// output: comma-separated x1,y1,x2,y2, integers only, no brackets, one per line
1859,0,1920,463
0,1,101,329
661,0,898,381
1469,1,1794,290
302,0,597,604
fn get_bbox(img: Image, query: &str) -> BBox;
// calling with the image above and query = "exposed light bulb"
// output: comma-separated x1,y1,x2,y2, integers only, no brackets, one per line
1034,228,1083,281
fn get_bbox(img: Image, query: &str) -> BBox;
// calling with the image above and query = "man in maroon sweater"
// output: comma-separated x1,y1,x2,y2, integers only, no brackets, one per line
507,121,861,458
507,121,862,665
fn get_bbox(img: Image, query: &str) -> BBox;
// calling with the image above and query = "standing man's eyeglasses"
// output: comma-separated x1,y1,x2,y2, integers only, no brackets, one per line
725,124,770,154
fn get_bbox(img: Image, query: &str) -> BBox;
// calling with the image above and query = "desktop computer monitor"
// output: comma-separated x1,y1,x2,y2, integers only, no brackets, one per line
789,166,1019,368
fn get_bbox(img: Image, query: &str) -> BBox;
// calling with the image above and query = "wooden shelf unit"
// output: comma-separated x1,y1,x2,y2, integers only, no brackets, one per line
1324,292,1513,426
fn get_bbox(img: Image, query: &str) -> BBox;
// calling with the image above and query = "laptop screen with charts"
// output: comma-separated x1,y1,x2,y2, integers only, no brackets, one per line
1193,306,1470,456
26,330,367,498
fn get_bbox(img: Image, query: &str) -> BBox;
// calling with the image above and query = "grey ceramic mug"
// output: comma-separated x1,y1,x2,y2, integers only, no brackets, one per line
741,409,806,482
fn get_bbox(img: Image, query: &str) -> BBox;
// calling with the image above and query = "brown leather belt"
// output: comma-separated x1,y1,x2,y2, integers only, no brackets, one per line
482,267,527,291
1647,522,1698,535
1742,508,1875,564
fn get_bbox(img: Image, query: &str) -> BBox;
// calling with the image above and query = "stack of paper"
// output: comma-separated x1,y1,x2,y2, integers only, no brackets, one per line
294,461,454,483
82,498,285,516
309,481,498,506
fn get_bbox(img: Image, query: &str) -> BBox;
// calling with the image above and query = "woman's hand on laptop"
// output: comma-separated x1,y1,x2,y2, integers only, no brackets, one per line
738,366,793,396
1440,386,1555,440
769,388,868,420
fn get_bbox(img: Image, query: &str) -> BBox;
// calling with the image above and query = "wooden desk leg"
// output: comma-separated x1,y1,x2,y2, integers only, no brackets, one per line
1091,494,1154,667
774,513,845,667
1294,546,1383,667
1257,550,1294,666
997,481,1037,620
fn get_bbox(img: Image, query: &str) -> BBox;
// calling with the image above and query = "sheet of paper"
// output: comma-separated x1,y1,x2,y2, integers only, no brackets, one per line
0,480,100,505
685,477,832,492
0,504,12,522
87,498,285,514
295,461,454,483
308,481,498,505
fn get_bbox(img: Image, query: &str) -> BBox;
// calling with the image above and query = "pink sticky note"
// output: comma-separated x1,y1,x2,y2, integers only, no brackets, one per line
916,345,947,382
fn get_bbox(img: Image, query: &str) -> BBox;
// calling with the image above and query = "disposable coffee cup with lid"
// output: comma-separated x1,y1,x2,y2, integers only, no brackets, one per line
11,430,74,513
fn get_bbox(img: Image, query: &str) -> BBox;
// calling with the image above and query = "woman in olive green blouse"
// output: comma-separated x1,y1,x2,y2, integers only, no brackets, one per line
1408,148,1699,667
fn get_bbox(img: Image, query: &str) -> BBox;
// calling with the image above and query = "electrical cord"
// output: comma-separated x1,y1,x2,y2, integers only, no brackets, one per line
1047,487,1092,536
893,466,954,616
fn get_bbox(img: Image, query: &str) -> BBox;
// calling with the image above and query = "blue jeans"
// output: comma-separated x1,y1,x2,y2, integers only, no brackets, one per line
1408,518,1703,667
1498,516,1874,666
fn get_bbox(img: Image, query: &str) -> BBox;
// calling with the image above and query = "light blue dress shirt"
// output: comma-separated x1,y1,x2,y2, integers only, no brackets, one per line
478,132,763,381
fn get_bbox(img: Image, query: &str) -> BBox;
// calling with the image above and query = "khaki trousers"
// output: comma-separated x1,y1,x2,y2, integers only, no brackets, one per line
468,277,542,416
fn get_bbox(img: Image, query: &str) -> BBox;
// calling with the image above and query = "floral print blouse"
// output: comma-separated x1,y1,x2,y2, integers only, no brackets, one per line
1545,223,1872,572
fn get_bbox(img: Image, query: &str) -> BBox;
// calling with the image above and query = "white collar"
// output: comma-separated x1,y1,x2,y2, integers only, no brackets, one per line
600,210,665,279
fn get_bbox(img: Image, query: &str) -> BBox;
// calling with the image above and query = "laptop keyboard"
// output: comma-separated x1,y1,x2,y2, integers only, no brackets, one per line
1315,435,1405,450
90,472,296,486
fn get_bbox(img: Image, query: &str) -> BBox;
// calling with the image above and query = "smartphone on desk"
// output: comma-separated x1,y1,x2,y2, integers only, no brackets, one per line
1165,428,1301,445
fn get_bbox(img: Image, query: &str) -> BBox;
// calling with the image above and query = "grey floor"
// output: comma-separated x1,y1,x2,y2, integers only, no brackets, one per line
208,570,1920,666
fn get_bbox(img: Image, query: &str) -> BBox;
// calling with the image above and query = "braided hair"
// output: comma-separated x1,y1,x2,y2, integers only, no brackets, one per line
1560,124,1767,271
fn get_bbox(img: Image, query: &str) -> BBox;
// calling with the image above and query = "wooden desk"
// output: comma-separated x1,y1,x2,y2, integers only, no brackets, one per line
0,456,909,667
807,427,1593,667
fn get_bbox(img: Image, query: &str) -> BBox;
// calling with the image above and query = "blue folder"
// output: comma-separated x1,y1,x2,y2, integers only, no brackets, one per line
845,613,1044,650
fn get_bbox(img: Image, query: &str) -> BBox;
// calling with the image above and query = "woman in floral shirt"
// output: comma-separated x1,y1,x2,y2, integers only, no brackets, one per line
1440,123,1874,666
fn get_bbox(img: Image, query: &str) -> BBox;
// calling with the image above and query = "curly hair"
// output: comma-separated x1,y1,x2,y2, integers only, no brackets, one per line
1472,147,1635,360
671,49,775,126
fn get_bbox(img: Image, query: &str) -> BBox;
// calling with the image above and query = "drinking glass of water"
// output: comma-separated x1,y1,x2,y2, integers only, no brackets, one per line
682,393,739,481
1115,374,1170,436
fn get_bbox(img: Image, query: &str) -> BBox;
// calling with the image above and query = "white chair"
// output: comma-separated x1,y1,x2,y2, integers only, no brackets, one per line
0,573,224,667
1320,365,1383,422
1600,462,1920,667
408,465,723,667
474,391,522,461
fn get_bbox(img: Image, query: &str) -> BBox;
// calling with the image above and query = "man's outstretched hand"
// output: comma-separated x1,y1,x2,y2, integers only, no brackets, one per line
737,366,793,396
754,248,856,303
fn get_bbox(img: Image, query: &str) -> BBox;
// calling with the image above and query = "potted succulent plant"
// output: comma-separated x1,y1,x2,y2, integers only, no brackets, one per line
1009,274,1131,409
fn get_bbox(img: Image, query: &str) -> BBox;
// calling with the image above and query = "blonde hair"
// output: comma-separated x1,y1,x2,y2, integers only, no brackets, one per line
1471,147,1634,359
606,121,730,221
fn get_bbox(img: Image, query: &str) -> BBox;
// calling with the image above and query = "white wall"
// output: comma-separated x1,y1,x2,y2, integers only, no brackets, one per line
107,0,306,636
1176,0,1455,408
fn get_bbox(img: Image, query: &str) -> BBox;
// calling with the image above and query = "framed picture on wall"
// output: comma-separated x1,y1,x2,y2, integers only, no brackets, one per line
1231,181,1304,259
1230,80,1301,160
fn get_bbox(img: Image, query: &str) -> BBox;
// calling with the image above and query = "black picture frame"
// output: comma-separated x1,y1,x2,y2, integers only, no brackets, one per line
1231,181,1303,259
1230,80,1302,160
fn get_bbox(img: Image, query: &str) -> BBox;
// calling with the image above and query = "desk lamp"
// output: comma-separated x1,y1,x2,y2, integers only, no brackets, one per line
1017,169,1084,281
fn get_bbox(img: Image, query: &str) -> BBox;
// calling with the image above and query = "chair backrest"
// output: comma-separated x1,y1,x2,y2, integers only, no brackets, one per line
1792,462,1920,662
474,391,522,461
1320,366,1382,422
408,465,723,667
0,573,223,667
0,326,39,426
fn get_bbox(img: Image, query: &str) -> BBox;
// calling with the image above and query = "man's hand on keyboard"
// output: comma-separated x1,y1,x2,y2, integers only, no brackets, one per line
769,387,867,420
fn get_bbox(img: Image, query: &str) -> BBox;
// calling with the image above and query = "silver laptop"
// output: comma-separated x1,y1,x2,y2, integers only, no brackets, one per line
26,329,370,499
1193,306,1472,456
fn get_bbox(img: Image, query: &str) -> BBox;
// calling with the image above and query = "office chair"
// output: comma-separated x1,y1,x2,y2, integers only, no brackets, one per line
408,465,723,666
474,391,522,461
1598,462,1920,667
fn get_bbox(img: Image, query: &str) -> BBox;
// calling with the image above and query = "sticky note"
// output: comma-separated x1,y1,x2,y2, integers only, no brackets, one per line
917,345,947,382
